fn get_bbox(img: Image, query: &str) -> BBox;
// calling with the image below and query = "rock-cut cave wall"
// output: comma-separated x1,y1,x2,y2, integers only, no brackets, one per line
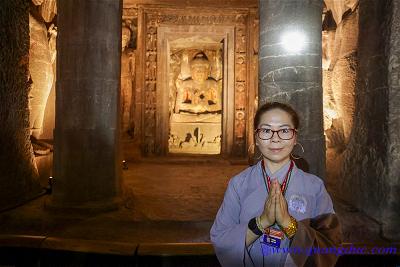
0,0,42,209
325,0,400,240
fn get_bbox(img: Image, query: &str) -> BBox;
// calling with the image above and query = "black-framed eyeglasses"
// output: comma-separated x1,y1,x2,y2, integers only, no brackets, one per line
255,128,297,140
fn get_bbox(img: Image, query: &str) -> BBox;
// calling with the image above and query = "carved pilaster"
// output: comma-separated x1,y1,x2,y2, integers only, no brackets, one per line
234,25,248,156
143,15,158,155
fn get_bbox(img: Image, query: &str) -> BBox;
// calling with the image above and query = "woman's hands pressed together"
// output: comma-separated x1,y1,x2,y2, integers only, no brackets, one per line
260,179,291,229
274,179,292,228
247,178,293,246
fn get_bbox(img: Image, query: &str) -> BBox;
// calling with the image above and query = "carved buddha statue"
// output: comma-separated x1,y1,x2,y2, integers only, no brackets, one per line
175,52,221,114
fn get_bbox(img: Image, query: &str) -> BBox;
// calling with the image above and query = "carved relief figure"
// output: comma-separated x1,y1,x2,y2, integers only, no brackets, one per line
121,25,135,137
146,53,157,81
236,27,246,53
174,52,222,114
146,26,157,51
48,24,57,64
236,55,246,82
29,0,56,154
322,3,359,149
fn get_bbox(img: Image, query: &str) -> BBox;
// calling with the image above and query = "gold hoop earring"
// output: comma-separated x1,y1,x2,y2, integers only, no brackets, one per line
248,143,263,160
247,143,255,155
291,143,305,160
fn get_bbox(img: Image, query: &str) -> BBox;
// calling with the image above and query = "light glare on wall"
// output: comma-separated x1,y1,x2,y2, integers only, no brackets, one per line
281,31,306,53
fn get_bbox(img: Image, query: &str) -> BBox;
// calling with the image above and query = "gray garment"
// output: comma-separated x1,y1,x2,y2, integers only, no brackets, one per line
210,160,334,267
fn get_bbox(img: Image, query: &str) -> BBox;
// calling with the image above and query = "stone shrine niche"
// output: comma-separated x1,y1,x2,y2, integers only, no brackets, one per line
156,25,234,156
169,48,223,154
137,7,258,157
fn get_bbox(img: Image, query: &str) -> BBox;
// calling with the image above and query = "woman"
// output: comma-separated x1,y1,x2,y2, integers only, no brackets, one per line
210,102,342,267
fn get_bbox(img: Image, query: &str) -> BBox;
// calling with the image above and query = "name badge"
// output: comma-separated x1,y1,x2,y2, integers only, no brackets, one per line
262,228,284,248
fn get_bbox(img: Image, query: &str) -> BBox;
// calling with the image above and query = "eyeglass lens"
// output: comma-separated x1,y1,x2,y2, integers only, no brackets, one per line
257,129,294,140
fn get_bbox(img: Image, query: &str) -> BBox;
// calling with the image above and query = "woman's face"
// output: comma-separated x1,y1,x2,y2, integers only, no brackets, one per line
255,108,297,164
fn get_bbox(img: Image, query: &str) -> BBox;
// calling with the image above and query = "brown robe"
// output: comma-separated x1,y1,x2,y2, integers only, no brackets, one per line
291,213,343,267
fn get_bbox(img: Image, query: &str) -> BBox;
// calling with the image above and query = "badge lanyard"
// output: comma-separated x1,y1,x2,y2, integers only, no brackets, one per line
260,160,294,253
261,160,294,196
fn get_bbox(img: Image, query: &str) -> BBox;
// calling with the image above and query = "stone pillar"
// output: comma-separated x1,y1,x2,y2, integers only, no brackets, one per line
384,0,400,240
51,0,122,211
258,0,325,178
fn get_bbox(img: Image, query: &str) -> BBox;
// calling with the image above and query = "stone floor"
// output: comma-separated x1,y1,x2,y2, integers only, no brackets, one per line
0,155,246,255
121,159,246,221
0,151,398,266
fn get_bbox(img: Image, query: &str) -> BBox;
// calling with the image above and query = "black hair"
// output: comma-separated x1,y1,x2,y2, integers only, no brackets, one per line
253,102,300,130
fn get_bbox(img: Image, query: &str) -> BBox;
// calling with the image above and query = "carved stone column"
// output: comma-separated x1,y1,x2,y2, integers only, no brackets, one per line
51,0,122,210
258,0,325,178
383,0,400,241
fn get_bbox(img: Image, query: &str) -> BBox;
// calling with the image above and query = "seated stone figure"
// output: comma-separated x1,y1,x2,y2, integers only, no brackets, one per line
175,52,221,114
